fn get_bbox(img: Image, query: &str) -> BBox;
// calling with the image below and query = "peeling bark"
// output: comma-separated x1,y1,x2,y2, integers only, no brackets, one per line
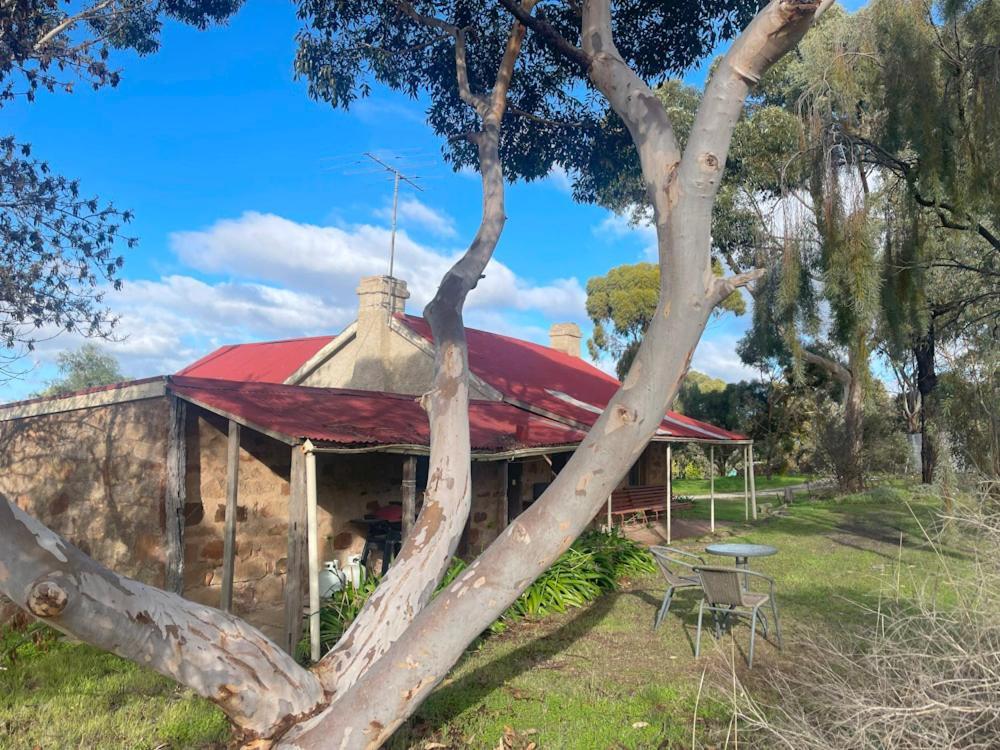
0,495,326,741
313,7,534,695
280,1,830,746
0,2,831,747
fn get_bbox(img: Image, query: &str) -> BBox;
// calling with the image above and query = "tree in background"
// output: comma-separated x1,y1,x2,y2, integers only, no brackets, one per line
2,0,832,744
0,1,243,377
34,344,125,397
586,261,745,378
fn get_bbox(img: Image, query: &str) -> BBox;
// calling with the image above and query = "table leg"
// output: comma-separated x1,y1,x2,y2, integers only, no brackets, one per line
737,556,750,590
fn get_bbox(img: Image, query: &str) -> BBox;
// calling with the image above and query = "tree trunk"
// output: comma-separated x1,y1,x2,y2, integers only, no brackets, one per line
915,320,938,485
843,358,864,492
801,347,862,491
312,15,531,695
0,2,831,747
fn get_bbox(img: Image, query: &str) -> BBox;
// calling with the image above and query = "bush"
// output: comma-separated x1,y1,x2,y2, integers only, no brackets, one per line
304,530,655,661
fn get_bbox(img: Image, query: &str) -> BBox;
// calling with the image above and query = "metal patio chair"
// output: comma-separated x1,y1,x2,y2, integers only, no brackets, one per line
693,566,782,668
649,546,706,629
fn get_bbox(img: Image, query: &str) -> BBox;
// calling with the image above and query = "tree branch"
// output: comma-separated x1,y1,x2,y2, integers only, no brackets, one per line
284,1,833,746
713,268,766,305
498,0,592,70
311,7,529,696
0,495,325,742
802,347,853,386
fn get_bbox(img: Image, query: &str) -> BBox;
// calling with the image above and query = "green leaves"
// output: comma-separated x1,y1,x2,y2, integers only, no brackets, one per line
292,0,764,184
586,260,745,379
303,531,655,662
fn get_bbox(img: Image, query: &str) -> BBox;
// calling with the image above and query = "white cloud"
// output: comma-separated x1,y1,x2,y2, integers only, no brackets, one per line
594,211,658,260
690,335,759,383
376,197,457,238
0,211,590,395
169,210,586,321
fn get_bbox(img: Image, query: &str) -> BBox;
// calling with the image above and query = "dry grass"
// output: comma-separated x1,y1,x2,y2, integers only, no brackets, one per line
732,492,1000,749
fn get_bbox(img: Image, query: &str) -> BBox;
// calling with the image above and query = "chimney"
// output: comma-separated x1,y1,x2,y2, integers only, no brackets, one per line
351,276,409,391
549,322,582,358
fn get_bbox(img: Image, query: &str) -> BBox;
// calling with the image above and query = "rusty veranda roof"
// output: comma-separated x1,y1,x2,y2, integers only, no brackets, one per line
168,375,588,453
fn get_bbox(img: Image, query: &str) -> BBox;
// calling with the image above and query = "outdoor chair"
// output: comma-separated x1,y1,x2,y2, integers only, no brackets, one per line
692,566,782,669
649,546,706,629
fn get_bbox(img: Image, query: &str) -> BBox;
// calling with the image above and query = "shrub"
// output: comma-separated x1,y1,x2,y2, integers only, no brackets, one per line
304,530,654,661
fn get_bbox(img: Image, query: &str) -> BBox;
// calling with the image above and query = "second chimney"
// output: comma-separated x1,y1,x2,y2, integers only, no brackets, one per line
549,322,582,358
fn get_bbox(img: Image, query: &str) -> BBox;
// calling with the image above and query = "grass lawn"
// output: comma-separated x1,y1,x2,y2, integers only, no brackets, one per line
0,633,229,749
671,473,812,496
1,483,962,749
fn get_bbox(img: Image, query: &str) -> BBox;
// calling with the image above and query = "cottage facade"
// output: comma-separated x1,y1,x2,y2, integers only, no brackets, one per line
0,275,751,649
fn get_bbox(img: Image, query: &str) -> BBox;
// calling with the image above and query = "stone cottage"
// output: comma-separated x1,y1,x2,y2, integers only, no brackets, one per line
0,276,751,651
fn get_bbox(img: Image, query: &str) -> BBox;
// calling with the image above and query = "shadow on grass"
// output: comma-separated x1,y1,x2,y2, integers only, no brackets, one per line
404,590,623,734
714,500,974,564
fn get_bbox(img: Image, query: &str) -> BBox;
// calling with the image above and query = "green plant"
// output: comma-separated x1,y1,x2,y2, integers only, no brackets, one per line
302,557,471,663
1,619,59,668
298,573,381,663
302,532,654,661
505,530,655,620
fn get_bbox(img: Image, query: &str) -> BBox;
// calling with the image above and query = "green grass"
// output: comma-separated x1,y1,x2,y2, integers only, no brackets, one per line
672,473,811,496
2,482,964,750
0,633,228,749
387,484,965,749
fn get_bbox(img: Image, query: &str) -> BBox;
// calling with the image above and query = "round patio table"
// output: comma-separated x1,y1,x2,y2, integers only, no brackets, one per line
704,543,778,588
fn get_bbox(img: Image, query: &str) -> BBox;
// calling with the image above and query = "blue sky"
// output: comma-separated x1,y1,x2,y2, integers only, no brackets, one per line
0,2,851,401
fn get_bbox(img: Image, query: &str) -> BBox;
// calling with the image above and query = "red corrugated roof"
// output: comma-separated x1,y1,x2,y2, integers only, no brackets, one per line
168,375,587,451
397,315,747,441
172,315,746,443
177,335,334,384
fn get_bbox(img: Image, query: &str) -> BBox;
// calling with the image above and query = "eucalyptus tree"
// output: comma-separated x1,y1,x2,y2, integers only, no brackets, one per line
34,343,126,397
0,1,243,375
586,259,745,378
0,0,834,746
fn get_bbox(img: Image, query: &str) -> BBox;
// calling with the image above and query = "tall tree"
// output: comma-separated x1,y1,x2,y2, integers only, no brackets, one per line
1,0,833,746
814,0,1000,482
586,260,745,378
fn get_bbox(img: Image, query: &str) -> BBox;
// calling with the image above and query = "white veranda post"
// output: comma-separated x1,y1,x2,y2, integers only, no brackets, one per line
305,443,321,664
749,442,758,520
743,444,750,521
709,445,715,533
666,443,673,544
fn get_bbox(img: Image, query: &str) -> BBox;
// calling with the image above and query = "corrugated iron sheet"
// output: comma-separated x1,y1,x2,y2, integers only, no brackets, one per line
168,376,587,451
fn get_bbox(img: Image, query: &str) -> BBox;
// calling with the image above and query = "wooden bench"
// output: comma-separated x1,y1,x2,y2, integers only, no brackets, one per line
607,485,693,526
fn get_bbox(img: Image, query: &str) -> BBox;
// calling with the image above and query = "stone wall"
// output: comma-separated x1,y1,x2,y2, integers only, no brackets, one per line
315,451,412,566
180,412,431,639
463,461,508,558
0,396,170,585
181,408,293,639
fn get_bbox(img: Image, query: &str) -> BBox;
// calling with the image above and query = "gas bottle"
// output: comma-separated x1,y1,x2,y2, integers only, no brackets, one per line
318,560,345,598
343,554,365,589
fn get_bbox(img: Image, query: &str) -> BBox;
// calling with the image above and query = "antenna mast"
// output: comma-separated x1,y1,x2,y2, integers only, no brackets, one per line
362,152,423,279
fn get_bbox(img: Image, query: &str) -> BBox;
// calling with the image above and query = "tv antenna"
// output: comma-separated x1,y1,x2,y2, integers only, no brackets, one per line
362,151,424,279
